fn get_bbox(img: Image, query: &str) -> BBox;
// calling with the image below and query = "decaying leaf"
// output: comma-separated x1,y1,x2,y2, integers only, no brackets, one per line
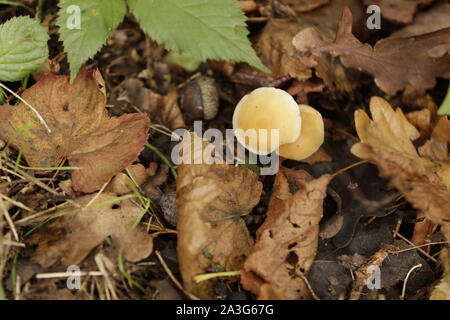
256,0,363,92
0,70,149,193
293,7,450,96
117,78,185,130
431,248,450,300
29,193,153,267
256,20,312,82
390,2,450,39
363,0,435,24
241,167,332,299
280,0,329,12
351,97,450,240
177,164,262,299
105,164,148,195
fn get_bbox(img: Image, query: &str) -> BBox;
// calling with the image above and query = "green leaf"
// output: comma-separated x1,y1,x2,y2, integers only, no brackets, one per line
0,87,5,104
0,16,49,82
57,0,126,82
128,0,269,73
438,84,450,115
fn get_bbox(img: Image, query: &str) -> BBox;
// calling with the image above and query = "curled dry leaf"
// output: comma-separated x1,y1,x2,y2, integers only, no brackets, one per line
241,167,332,300
0,70,149,193
363,0,435,24
177,164,262,299
29,193,153,267
351,97,450,240
293,7,450,96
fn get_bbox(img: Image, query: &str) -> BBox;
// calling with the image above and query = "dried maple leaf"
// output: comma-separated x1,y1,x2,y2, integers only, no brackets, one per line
177,164,262,299
293,7,450,96
29,193,153,267
0,70,149,193
241,167,332,300
351,97,450,240
363,0,435,24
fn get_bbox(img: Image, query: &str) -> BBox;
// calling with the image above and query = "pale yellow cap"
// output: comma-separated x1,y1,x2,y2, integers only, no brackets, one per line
233,87,301,155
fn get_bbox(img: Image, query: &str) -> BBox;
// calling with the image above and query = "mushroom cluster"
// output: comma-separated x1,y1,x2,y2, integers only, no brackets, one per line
233,87,324,160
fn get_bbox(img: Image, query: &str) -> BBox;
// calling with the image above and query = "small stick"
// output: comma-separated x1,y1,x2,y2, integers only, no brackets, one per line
155,250,199,300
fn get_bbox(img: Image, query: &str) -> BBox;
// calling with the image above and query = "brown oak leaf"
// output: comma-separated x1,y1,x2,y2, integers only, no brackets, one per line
293,7,450,96
241,167,332,300
0,70,149,193
177,164,262,299
351,97,450,240
28,193,153,267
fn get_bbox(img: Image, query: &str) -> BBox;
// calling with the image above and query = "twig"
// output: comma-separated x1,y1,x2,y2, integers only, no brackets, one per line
155,250,199,300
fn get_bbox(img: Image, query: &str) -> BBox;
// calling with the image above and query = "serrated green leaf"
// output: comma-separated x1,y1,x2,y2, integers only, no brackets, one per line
438,84,450,115
57,0,126,82
0,16,49,82
128,0,269,73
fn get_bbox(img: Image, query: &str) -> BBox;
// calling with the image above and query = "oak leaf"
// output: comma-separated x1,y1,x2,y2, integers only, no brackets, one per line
293,7,450,96
0,70,149,193
351,97,450,240
28,193,153,267
241,167,331,299
176,164,262,299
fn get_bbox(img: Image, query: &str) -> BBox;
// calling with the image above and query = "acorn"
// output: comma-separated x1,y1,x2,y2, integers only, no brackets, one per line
180,76,219,121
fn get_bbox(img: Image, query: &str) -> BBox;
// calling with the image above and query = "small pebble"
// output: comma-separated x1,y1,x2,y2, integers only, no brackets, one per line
160,191,177,226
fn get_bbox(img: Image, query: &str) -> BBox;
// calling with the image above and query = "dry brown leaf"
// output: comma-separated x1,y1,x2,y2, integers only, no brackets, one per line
142,162,169,199
390,2,450,39
293,7,450,96
256,0,363,92
117,79,186,130
105,164,148,195
280,0,329,12
241,167,332,300
0,70,149,193
351,97,450,240
363,0,435,24
177,164,262,299
430,248,450,300
28,193,153,267
256,19,312,82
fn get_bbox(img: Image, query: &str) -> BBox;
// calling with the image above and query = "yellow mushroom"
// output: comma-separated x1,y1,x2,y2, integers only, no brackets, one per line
232,88,325,161
232,87,301,154
278,104,324,161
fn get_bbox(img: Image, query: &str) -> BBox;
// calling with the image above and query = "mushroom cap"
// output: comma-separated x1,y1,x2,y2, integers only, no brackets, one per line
278,104,324,160
232,87,301,154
